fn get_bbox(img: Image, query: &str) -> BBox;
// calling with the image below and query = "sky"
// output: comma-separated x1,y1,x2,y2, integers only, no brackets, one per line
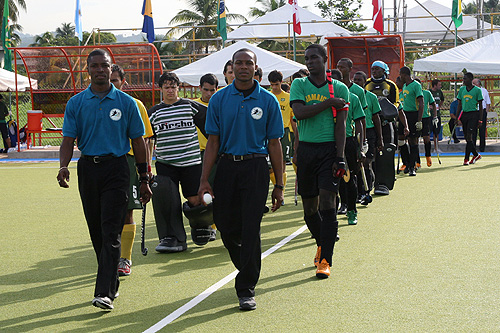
16,0,460,36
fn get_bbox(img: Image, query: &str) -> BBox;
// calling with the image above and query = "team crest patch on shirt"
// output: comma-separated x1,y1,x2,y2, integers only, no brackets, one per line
109,108,122,121
250,107,263,120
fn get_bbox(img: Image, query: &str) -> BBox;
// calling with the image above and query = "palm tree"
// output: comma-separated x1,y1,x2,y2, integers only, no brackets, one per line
29,31,55,47
168,0,246,53
55,23,75,39
248,0,287,18
0,0,27,47
0,0,26,23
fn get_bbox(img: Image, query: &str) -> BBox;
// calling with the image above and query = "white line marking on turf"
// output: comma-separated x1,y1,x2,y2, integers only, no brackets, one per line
143,225,308,333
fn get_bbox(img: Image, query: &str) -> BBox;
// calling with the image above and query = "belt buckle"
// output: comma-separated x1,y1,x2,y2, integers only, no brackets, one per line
233,155,243,161
93,156,100,163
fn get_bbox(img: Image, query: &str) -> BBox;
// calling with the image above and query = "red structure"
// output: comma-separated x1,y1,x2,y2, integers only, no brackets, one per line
11,44,163,150
325,35,405,83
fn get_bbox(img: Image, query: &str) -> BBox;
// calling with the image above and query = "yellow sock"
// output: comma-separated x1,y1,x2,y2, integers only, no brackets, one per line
283,172,287,189
292,163,297,174
270,170,276,185
121,223,136,260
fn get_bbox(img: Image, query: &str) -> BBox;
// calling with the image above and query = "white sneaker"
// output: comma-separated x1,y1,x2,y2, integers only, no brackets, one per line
118,258,131,276
92,296,114,310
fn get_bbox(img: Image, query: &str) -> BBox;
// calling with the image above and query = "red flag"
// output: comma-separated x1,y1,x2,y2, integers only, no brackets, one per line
372,0,384,35
288,0,301,35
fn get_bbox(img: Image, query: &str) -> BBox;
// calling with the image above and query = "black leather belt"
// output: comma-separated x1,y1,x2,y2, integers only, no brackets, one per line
221,153,267,161
81,155,118,163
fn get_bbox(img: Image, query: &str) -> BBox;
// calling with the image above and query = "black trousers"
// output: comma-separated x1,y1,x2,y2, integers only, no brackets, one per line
78,156,129,299
478,111,487,151
213,156,269,298
461,111,479,159
340,137,359,211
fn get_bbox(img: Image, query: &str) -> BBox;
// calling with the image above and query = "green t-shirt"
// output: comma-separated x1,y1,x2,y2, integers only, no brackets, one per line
346,92,365,137
457,85,483,112
422,90,435,118
402,80,423,112
430,88,444,115
290,77,350,143
364,90,381,129
349,82,367,111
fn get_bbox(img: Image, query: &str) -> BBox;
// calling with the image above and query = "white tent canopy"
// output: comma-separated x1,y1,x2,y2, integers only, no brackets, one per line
227,5,351,42
0,68,37,91
365,0,498,41
413,32,500,74
173,41,307,86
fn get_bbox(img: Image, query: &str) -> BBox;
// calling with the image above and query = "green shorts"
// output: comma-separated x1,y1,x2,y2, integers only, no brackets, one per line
281,127,292,162
127,154,142,210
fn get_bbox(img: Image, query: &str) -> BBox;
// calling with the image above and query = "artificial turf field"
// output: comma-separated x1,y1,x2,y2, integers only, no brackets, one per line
1,155,500,332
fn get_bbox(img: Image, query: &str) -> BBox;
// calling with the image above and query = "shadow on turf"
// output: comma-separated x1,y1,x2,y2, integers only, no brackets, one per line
0,301,107,332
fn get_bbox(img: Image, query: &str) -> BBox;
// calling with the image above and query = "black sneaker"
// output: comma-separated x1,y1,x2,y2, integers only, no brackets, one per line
374,185,389,195
155,237,187,253
209,227,217,242
360,194,372,206
238,296,256,311
263,206,270,214
92,296,113,310
338,203,347,215
409,168,417,176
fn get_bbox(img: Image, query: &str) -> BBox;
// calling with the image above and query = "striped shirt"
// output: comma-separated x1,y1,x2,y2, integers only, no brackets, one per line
148,98,206,167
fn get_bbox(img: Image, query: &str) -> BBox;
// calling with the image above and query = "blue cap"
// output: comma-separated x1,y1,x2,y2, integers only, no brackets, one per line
371,60,389,75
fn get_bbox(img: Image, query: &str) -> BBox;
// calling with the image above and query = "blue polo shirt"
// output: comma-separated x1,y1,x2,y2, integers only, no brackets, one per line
206,81,284,155
63,84,145,156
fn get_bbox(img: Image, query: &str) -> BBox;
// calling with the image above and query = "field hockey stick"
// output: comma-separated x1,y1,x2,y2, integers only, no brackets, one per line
141,203,148,256
294,177,298,206
356,134,369,191
396,144,401,174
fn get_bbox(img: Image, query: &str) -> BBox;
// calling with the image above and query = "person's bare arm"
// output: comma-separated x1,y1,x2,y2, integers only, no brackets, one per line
198,135,220,202
132,136,152,204
57,136,75,188
268,138,284,212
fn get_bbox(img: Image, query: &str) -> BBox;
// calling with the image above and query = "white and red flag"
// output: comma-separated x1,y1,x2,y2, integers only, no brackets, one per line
288,0,301,35
372,0,384,34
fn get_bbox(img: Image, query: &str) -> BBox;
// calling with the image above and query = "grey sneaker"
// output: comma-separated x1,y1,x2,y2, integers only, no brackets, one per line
238,296,256,311
117,258,131,276
92,296,113,310
155,237,187,253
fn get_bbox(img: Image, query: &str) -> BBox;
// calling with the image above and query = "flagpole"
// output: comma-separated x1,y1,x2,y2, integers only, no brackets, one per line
293,30,296,62
454,26,458,98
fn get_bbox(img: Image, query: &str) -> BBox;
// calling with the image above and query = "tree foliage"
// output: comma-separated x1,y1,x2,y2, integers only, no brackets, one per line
463,0,500,26
248,0,287,18
315,0,366,32
168,0,246,53
30,23,116,47
0,0,27,47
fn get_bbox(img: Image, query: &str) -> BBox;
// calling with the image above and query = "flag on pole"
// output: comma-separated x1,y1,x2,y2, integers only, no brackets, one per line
142,0,155,43
452,0,463,28
288,0,301,35
372,0,384,35
1,0,11,71
217,0,227,42
75,0,82,41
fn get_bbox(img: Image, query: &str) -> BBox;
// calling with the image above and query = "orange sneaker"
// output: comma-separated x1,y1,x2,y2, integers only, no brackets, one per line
416,163,421,169
398,164,406,171
316,259,330,279
426,156,432,167
314,246,321,267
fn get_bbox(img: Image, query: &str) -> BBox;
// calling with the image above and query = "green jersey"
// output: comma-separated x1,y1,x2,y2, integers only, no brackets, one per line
430,88,444,115
364,90,381,129
398,91,404,110
348,82,367,111
457,85,483,112
290,77,350,143
402,80,423,112
346,92,365,138
422,90,435,118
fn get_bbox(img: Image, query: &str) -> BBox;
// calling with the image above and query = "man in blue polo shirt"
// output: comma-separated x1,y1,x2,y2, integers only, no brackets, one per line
198,48,284,311
57,49,152,311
